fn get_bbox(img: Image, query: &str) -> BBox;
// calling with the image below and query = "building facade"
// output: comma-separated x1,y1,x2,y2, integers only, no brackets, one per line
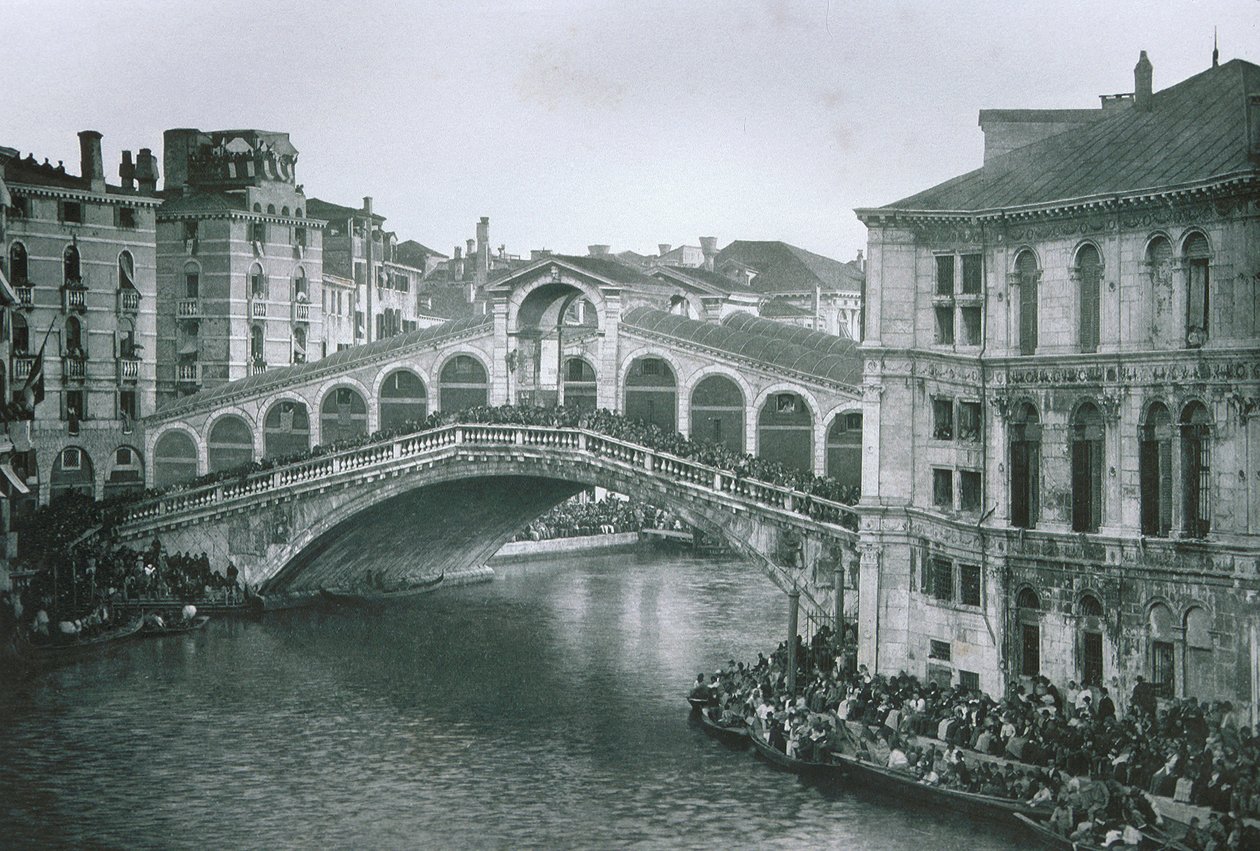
856,55,1260,715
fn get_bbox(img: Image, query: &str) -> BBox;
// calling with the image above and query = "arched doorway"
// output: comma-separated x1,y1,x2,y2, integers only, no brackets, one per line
825,410,862,494
1075,244,1102,354
690,374,744,454
1184,606,1214,700
104,445,144,500
50,446,94,500
1148,602,1176,698
624,357,676,432
320,386,368,444
154,431,198,488
1181,402,1211,538
758,390,813,473
561,358,597,411
439,355,488,412
1078,593,1104,687
263,400,311,459
208,415,255,472
1071,403,1104,533
1016,588,1041,677
379,370,428,431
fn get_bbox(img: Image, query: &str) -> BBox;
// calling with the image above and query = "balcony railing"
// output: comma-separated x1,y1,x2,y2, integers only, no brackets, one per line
62,287,87,313
15,286,34,308
177,298,202,319
250,300,267,319
292,301,310,323
13,356,35,383
249,361,267,376
62,356,86,382
117,357,140,383
176,363,201,384
118,288,140,314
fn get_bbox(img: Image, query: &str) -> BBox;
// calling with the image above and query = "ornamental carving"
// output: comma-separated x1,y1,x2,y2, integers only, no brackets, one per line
1229,394,1259,425
1002,359,1260,387
1006,215,1114,243
911,220,985,246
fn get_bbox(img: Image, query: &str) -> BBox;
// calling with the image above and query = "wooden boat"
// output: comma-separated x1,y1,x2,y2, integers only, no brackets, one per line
23,617,143,659
828,750,1044,823
749,729,829,773
696,710,750,746
139,615,210,636
687,694,715,712
1012,813,1189,851
321,572,444,605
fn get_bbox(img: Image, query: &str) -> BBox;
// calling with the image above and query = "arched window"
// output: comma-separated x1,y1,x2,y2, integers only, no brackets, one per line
263,400,310,458
154,431,198,488
118,250,135,290
208,415,255,472
320,386,368,443
1079,594,1104,686
1139,402,1172,537
1075,244,1102,354
252,202,262,212
183,261,200,299
1184,232,1210,348
11,313,30,355
379,370,428,431
63,244,81,285
758,390,813,473
292,327,306,364
624,356,676,433
1181,402,1211,538
281,206,290,216
50,446,94,500
1016,588,1041,677
825,411,862,494
1071,403,1104,533
1148,602,1176,698
1184,606,1214,700
1146,236,1173,343
266,203,276,214
1009,402,1040,529
1015,250,1039,356
562,357,597,412
249,263,266,299
250,325,264,363
691,374,745,455
104,445,144,500
64,315,84,355
293,266,307,300
8,241,28,284
438,355,488,412
117,318,136,359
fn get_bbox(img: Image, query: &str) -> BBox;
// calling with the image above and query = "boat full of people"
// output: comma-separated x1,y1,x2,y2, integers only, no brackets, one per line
139,605,210,636
21,613,143,659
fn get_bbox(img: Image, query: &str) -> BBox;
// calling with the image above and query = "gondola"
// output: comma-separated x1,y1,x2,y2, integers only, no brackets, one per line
749,728,830,773
22,617,143,659
696,709,750,746
687,694,715,712
828,750,1045,823
321,572,444,605
1012,813,1189,851
139,615,210,636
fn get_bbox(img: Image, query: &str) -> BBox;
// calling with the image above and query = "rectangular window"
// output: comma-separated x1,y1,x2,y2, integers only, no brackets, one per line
61,201,83,224
934,306,955,345
958,670,980,692
932,398,954,440
932,468,954,509
960,306,982,345
250,221,267,244
11,196,28,218
1082,631,1103,687
776,393,796,414
1152,640,1175,698
959,470,982,512
931,557,953,602
926,664,953,689
957,401,982,442
116,207,137,229
184,221,199,241
641,359,661,376
959,563,981,607
1187,258,1209,346
119,389,138,422
935,255,955,296
1021,623,1041,676
961,253,982,295
929,639,952,661
62,447,82,470
294,227,307,248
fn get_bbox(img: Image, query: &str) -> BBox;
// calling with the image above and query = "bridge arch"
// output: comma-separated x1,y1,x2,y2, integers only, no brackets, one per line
437,352,491,413
752,383,823,474
684,368,752,455
619,348,681,433
50,446,95,500
375,367,430,431
262,397,312,459
104,444,145,500
507,271,606,335
153,428,200,488
316,379,371,445
206,411,257,472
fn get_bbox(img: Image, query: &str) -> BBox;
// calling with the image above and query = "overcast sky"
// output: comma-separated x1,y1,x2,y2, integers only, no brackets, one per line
3,0,1255,261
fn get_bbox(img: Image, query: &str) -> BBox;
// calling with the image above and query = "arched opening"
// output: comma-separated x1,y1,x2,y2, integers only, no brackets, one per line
1015,249,1038,356
293,266,308,301
379,370,428,431
690,374,745,455
118,250,136,290
1075,244,1102,354
624,356,676,433
1181,402,1211,538
266,203,276,215
1071,402,1104,533
1184,606,1214,700
11,313,30,355
1016,588,1041,677
8,241,28,284
1146,236,1173,343
1009,403,1040,529
153,430,198,488
208,415,255,473
63,244,81,285
1078,594,1104,687
9,451,39,526
514,283,600,406
1183,232,1210,348
1148,602,1176,698
250,324,264,364
183,261,200,298
63,315,84,356
438,355,488,413
825,410,862,494
1139,402,1173,537
50,446,94,500
104,445,144,500
263,400,310,459
758,391,813,474
292,326,307,364
561,357,597,412
249,263,266,299
320,386,368,444
117,317,137,359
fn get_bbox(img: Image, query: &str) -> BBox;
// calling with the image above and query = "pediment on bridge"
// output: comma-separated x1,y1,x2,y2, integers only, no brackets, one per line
489,255,675,301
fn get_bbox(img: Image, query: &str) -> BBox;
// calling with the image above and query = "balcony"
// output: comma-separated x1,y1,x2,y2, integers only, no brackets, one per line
176,362,201,385
250,299,268,319
13,356,35,383
292,301,310,323
177,298,202,319
117,357,140,383
249,361,267,376
118,288,140,314
62,356,86,382
184,237,199,256
61,286,87,313
15,286,34,309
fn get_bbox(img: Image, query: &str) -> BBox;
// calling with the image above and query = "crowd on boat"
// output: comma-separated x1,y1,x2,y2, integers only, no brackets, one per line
690,631,1260,850
513,496,660,542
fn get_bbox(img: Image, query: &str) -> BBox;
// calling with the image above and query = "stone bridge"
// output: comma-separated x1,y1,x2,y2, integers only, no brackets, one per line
115,422,859,624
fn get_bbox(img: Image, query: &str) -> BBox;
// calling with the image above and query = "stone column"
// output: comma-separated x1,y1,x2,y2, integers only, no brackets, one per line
857,539,881,672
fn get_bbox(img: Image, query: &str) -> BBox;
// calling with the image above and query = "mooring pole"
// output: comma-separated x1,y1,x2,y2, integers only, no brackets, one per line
834,563,845,639
786,587,800,697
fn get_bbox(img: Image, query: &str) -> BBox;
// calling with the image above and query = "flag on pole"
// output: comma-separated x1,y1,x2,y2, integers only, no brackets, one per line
20,322,52,419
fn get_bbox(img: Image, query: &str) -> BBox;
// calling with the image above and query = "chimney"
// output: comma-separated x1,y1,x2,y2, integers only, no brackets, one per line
135,148,159,193
588,244,610,257
658,243,671,258
466,238,475,261
452,245,464,281
475,216,489,287
78,130,105,193
1134,51,1153,112
119,150,136,191
855,249,865,273
699,236,717,271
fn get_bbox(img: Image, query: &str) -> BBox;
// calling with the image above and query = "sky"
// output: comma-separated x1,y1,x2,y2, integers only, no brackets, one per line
2,0,1256,262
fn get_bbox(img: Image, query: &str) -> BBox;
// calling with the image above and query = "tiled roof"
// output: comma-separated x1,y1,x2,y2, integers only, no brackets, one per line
159,192,244,215
655,265,758,295
397,240,448,260
1,152,159,199
880,59,1260,213
759,297,813,318
549,255,673,290
715,241,863,294
154,314,492,417
307,197,386,224
621,306,861,389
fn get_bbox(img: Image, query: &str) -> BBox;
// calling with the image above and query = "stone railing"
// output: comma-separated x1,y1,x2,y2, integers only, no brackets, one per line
250,300,267,319
292,301,310,323
176,362,200,384
13,355,35,382
62,287,86,312
15,286,34,308
116,424,860,535
62,356,86,381
117,357,140,383
177,298,201,319
118,288,140,313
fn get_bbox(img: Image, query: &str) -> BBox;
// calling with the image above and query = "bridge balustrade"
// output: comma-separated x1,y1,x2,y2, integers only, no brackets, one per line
118,423,858,534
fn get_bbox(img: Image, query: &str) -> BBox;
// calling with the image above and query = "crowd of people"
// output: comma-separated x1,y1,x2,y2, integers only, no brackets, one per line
513,496,656,542
691,631,1260,850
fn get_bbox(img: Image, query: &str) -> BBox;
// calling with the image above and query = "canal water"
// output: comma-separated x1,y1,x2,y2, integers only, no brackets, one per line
0,550,1020,850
